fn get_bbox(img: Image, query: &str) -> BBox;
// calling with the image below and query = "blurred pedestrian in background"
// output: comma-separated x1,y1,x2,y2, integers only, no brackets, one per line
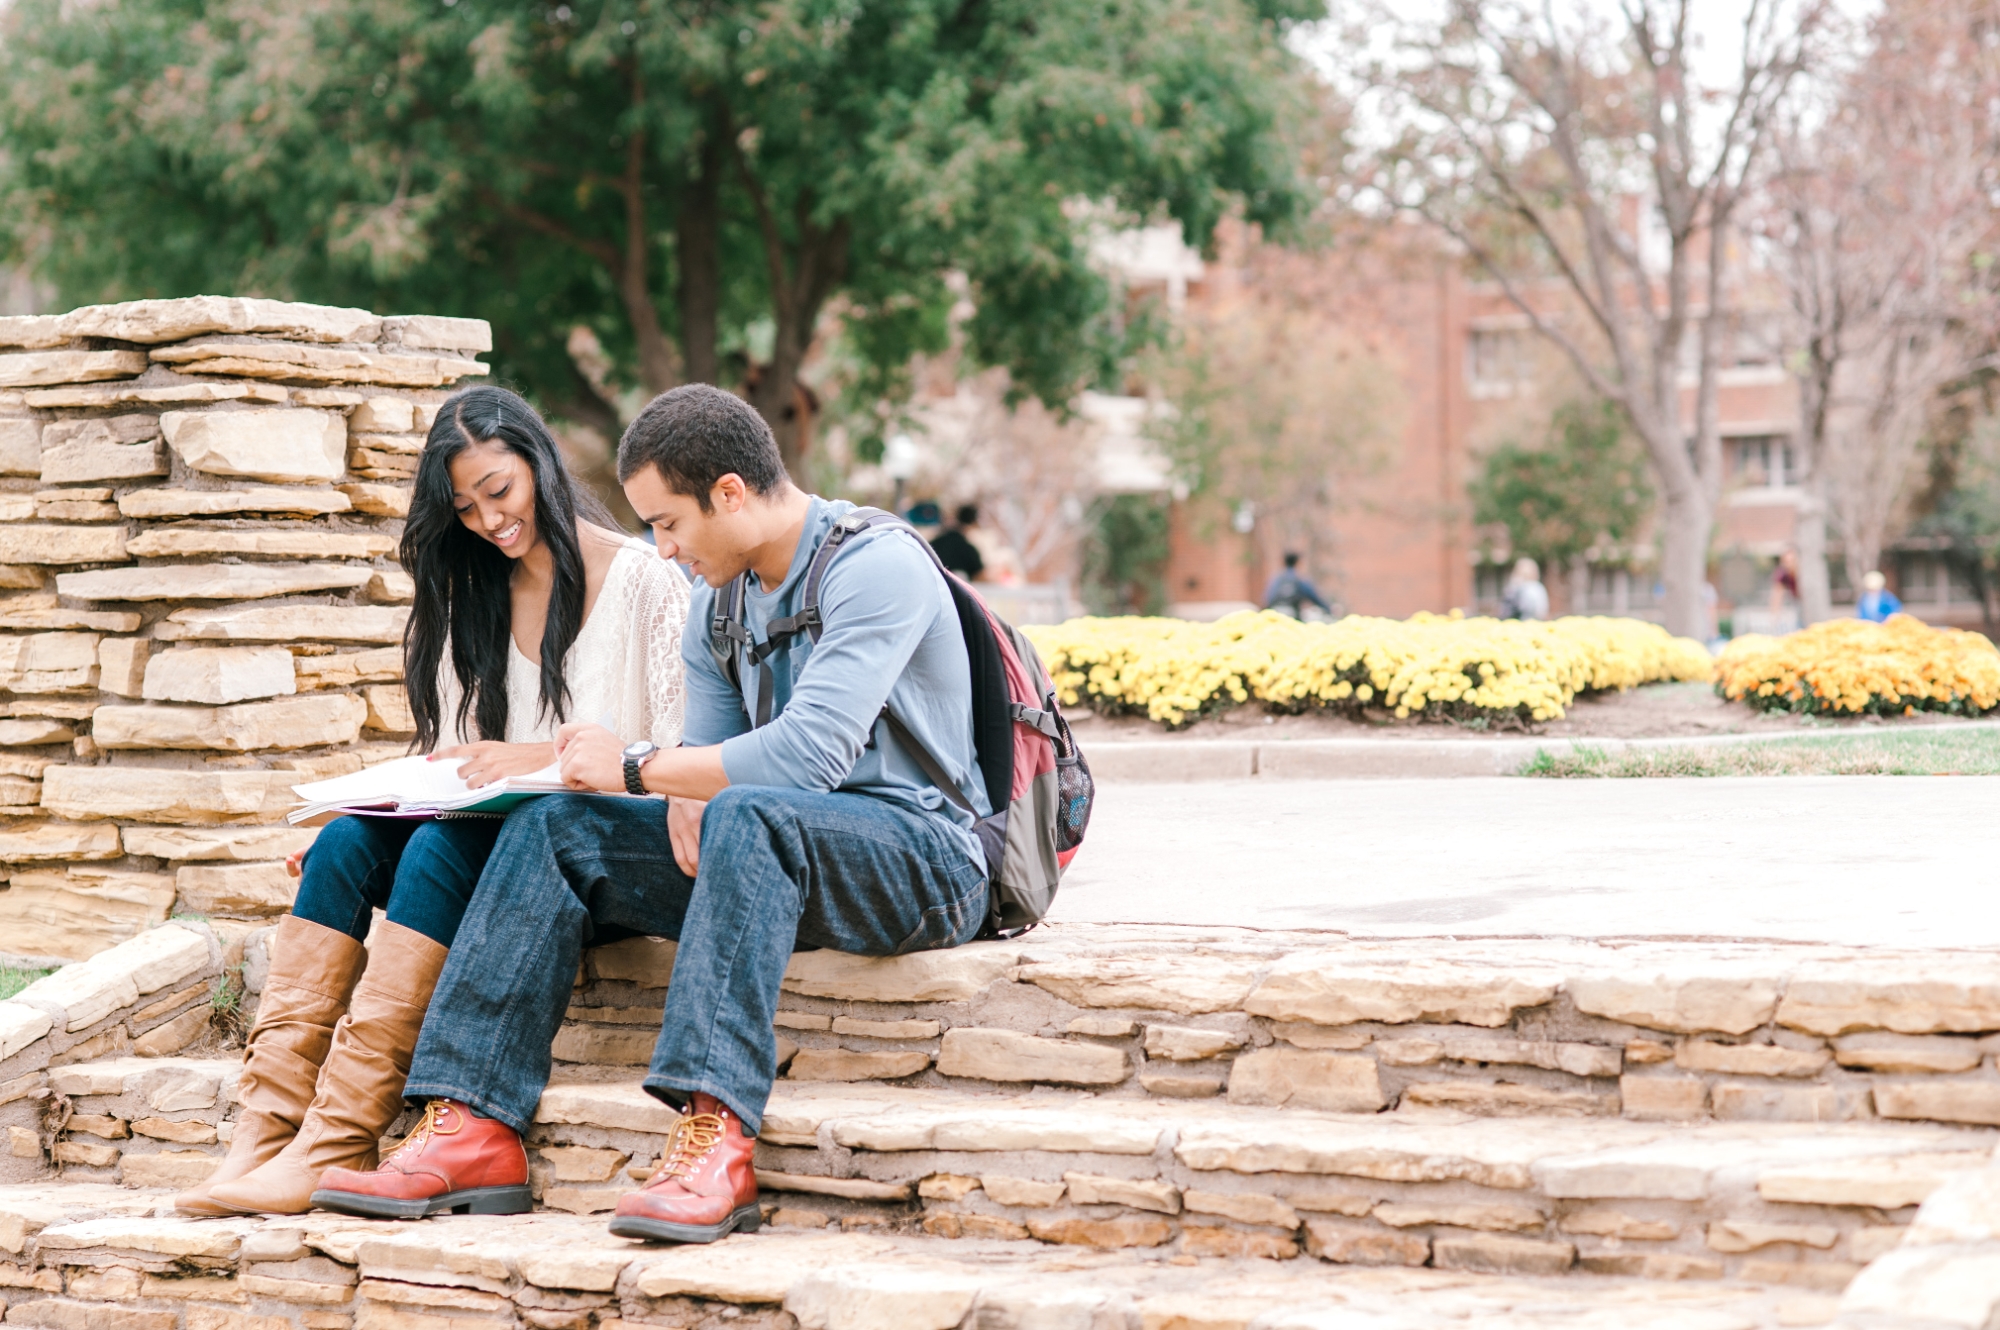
1264,552,1333,619
929,503,986,581
1856,570,1902,623
1501,557,1549,621
1769,548,1801,632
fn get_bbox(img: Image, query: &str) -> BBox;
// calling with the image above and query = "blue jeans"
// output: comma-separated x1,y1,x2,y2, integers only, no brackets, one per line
402,787,990,1135
291,815,504,947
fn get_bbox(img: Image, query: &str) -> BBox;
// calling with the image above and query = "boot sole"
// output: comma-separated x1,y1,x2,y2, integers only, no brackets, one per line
309,1184,532,1220
607,1202,763,1244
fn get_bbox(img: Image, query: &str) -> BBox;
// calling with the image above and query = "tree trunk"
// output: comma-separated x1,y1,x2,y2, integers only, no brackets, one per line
678,122,725,386
1794,468,1834,623
1658,484,1713,640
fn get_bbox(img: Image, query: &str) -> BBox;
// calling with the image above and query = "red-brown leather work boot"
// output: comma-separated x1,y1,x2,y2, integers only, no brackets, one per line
608,1093,761,1243
309,1099,530,1219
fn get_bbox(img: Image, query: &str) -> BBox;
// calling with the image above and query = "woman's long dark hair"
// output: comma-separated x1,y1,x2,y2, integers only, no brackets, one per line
402,386,615,751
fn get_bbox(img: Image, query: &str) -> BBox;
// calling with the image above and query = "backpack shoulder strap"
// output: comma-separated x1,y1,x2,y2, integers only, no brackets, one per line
798,507,938,643
708,574,750,694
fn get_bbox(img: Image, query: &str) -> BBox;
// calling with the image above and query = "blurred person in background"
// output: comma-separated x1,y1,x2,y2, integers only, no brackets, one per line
1857,570,1902,623
1769,549,1801,631
929,503,986,581
1501,557,1549,621
1264,551,1333,619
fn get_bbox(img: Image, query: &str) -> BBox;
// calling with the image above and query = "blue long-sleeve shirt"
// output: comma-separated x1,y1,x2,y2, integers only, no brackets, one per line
682,498,988,875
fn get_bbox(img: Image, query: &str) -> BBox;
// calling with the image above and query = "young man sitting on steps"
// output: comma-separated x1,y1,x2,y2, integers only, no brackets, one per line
312,383,992,1241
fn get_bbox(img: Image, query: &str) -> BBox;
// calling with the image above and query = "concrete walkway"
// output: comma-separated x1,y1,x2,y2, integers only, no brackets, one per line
1050,775,2000,949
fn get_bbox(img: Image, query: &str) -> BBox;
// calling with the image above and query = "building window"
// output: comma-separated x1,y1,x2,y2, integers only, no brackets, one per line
1731,435,1799,490
1467,329,1530,394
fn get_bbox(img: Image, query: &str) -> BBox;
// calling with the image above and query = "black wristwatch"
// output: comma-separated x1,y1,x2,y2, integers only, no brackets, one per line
621,740,659,795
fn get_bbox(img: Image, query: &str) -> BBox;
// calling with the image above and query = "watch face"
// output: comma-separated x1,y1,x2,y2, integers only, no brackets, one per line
622,740,655,761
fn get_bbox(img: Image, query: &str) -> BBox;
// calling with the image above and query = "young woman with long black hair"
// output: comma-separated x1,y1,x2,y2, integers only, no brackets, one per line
178,385,689,1216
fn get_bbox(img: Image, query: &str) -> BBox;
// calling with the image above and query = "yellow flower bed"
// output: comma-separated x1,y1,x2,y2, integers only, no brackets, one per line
1715,615,2000,717
1023,611,1714,728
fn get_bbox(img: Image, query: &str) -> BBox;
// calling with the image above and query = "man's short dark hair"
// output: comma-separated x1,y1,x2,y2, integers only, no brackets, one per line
617,384,786,512
955,503,980,527
1283,551,1302,568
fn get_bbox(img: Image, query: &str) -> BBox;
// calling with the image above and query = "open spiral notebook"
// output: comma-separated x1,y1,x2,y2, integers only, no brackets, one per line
287,753,657,825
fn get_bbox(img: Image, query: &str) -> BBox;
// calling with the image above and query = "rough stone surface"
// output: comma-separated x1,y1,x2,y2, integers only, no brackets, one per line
787,1050,931,1082
160,408,347,483
1874,1081,2000,1127
1225,1048,1386,1112
1303,1219,1430,1266
782,946,1017,1003
1706,1220,1840,1253
1402,1082,1615,1117
1756,1151,1991,1208
97,638,151,697
1621,1075,1708,1121
57,561,373,603
126,529,397,559
175,862,296,916
1245,955,1561,1028
1020,958,1259,1014
1833,1032,1985,1074
143,647,298,705
1143,1025,1247,1061
93,693,366,751
121,825,314,862
0,820,120,861
155,605,408,643
1432,1233,1575,1276
0,350,149,389
0,526,128,566
57,296,381,345
119,488,352,519
1023,1216,1174,1249
980,1175,1066,1207
1181,1189,1300,1229
40,440,169,486
40,765,292,823
1777,962,2000,1035
338,484,410,517
935,1029,1127,1085
1675,1040,1831,1078
0,418,40,475
0,869,176,958
1061,1172,1181,1214
0,630,100,691
1372,1201,1548,1232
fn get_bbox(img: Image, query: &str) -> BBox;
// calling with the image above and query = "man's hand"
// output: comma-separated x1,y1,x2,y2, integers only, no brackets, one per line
431,741,557,789
668,797,706,876
554,722,626,792
285,846,308,879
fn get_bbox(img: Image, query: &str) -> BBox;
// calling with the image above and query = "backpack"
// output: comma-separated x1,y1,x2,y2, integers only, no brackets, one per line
708,507,1093,937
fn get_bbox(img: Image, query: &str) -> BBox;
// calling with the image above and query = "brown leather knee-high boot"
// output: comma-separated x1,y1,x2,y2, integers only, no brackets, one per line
175,914,367,1216
205,920,448,1214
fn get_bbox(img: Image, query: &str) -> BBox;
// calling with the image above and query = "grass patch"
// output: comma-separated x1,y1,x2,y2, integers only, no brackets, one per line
0,966,54,1001
1521,727,2000,777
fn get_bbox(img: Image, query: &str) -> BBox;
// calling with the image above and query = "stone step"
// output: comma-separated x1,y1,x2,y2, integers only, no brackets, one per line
33,1056,1995,1289
553,927,2000,1133
0,1182,1872,1329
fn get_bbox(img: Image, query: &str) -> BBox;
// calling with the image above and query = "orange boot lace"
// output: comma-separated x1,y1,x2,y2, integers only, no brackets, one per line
645,1109,724,1189
380,1099,462,1166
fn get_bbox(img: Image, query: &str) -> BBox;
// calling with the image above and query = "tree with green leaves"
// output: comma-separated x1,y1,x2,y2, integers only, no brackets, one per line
0,0,1315,471
1470,399,1655,581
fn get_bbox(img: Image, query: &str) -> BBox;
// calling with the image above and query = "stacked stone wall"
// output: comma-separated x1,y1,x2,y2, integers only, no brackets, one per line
0,298,490,961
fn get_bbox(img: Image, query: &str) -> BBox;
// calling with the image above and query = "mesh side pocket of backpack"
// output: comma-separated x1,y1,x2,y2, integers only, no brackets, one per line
1050,710,1094,853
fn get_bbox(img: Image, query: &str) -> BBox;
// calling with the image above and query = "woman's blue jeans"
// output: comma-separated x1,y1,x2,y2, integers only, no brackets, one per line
291,815,504,947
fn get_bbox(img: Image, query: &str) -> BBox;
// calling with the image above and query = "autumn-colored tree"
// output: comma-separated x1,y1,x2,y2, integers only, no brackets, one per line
1754,0,2000,620
1344,0,1828,638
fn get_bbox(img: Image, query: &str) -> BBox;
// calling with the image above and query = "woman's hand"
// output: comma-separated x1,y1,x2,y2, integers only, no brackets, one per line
285,846,308,879
668,797,706,876
430,741,557,789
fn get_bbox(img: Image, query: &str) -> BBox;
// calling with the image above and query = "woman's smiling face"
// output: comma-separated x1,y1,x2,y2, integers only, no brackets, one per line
449,438,539,558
